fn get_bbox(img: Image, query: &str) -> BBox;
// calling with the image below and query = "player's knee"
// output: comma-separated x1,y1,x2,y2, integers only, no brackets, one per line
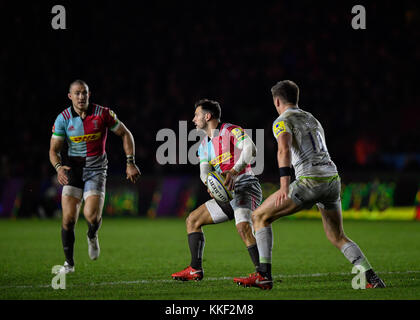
62,218,75,231
236,222,253,239
84,209,100,224
186,211,201,230
251,209,266,226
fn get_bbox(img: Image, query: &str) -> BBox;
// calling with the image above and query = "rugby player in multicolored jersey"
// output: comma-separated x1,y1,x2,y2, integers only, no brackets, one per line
171,99,263,281
233,80,385,290
49,80,141,274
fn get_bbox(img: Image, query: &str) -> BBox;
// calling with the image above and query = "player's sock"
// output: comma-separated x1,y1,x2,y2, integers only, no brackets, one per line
87,218,102,239
255,226,273,279
247,244,260,269
340,241,372,272
258,263,272,279
188,232,205,270
61,226,75,266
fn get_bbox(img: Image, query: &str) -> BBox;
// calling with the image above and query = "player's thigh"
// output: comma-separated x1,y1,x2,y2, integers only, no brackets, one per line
61,164,84,224
253,190,300,224
61,191,82,226
233,178,263,225
187,202,217,228
82,169,106,221
316,177,346,241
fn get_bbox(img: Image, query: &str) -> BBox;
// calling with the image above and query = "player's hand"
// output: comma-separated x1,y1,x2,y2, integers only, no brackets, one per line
207,188,214,198
126,163,141,183
275,185,289,207
57,166,71,186
223,168,238,191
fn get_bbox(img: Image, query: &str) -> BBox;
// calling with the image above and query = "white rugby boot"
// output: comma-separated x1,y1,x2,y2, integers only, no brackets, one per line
87,234,100,260
55,261,75,274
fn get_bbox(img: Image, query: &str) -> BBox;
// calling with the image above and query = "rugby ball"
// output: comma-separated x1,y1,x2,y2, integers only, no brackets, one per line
207,171,233,203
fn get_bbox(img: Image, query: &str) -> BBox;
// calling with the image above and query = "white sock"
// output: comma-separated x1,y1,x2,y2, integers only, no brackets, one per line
340,241,372,271
255,226,273,264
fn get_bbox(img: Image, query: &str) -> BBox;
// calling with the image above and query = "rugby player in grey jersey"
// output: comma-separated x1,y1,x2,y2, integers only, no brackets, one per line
234,80,385,290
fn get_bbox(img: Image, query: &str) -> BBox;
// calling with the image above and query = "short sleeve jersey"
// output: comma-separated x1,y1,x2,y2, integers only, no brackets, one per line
198,123,253,176
52,103,120,168
272,107,338,178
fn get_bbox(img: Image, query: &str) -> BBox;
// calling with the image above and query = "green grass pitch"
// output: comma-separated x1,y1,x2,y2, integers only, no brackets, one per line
1,217,420,300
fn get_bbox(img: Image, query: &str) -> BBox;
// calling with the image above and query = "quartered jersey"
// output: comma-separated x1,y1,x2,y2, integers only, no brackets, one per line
198,123,254,180
272,107,338,178
51,103,120,169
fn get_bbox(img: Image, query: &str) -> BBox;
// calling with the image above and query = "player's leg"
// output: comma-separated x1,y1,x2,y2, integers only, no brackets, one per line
319,205,385,288
172,203,215,281
60,187,83,271
83,194,104,260
82,170,106,260
318,177,386,288
234,181,303,289
253,190,300,275
233,179,264,270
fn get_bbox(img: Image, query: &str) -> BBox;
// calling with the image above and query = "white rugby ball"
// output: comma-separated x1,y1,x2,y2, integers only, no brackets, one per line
207,171,233,203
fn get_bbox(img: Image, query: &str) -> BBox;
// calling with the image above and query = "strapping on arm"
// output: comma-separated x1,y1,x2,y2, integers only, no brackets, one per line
233,137,257,173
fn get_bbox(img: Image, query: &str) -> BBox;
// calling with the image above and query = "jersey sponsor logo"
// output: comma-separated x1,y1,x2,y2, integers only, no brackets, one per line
69,132,102,143
231,127,246,141
68,125,75,131
273,120,286,138
209,152,232,166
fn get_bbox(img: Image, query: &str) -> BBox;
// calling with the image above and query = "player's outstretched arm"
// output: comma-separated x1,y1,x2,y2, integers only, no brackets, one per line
112,122,141,183
276,132,292,207
49,137,70,185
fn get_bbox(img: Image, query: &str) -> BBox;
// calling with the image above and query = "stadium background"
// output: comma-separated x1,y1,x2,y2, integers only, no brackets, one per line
0,1,418,221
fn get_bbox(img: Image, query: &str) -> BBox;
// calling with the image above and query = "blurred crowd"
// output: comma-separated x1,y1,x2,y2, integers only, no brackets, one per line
1,1,419,184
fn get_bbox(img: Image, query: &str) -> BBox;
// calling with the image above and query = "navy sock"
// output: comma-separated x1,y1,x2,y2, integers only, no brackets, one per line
61,227,75,266
188,232,205,270
247,244,260,269
87,218,102,239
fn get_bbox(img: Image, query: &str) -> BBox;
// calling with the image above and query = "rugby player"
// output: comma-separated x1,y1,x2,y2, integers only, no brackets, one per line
233,80,386,290
171,99,263,281
49,80,141,273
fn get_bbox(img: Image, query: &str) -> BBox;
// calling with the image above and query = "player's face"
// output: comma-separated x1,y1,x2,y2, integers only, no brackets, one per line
193,106,208,130
68,84,90,110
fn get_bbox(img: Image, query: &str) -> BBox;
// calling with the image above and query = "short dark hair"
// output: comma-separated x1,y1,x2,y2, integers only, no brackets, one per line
271,80,299,105
194,98,221,121
69,79,89,92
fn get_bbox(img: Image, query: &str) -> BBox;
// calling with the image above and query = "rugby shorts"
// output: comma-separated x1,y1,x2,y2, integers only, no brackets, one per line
205,175,263,225
289,174,341,211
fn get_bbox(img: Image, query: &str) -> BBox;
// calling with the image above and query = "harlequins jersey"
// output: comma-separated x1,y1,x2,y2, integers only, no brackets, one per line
52,103,120,169
198,123,253,177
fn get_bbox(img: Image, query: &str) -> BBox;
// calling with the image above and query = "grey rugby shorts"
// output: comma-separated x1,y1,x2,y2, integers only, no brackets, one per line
289,175,341,211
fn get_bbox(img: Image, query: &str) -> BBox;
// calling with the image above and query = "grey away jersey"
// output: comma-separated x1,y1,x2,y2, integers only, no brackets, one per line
272,107,338,178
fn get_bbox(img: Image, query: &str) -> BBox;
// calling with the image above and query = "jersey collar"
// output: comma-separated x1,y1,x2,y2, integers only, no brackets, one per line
70,103,94,118
208,122,223,140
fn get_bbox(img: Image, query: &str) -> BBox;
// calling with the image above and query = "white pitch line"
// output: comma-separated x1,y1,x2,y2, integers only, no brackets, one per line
1,270,419,290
